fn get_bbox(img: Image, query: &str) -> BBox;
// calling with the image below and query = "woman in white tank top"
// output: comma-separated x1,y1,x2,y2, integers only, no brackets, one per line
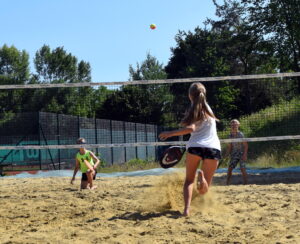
159,82,221,216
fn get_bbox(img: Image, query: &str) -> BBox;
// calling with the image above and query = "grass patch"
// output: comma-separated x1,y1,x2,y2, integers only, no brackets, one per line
99,158,160,173
218,97,300,168
219,97,300,139
248,149,300,168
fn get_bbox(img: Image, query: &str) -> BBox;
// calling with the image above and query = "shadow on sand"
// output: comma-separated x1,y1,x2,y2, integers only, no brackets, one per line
214,170,300,186
109,210,182,221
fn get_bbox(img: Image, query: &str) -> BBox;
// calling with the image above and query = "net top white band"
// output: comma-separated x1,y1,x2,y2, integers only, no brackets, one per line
0,135,299,150
0,72,300,89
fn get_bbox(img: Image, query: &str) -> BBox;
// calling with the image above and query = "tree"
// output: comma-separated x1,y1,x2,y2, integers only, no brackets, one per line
202,0,287,117
34,45,78,83
208,0,298,116
31,45,95,116
242,0,300,91
165,28,240,122
98,54,172,124
209,0,274,75
0,45,30,113
0,44,30,84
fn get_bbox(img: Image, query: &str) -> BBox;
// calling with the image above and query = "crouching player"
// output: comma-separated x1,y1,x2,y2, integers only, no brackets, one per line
71,138,100,190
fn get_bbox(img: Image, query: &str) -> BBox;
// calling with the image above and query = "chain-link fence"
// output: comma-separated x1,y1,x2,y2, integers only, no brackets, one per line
0,112,164,170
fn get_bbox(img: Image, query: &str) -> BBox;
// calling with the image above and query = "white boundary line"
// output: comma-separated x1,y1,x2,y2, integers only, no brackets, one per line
0,135,299,150
0,72,299,89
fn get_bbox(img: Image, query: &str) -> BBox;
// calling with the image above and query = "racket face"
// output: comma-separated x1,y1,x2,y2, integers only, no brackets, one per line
159,146,186,169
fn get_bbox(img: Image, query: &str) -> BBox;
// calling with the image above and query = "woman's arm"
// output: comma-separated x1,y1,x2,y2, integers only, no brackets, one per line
70,158,80,184
90,151,100,169
159,124,195,140
84,159,95,172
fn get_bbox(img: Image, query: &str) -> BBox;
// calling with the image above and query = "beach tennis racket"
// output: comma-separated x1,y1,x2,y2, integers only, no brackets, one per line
159,146,186,169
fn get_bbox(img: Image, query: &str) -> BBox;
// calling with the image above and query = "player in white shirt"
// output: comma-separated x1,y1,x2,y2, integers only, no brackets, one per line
159,82,221,216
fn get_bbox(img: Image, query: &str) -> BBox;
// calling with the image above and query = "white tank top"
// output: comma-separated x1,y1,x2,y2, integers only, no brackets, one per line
186,116,221,151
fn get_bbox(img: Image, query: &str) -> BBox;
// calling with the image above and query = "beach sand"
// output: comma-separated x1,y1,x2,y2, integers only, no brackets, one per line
0,171,300,244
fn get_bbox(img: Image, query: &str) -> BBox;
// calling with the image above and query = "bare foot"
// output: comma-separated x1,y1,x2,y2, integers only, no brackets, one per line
183,207,190,217
90,185,97,190
197,170,208,194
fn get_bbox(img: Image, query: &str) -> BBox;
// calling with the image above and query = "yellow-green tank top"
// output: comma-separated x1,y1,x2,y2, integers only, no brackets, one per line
76,150,94,173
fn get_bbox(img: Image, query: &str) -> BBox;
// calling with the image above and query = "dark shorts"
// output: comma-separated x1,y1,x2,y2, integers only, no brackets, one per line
229,152,246,169
187,147,221,160
81,170,97,181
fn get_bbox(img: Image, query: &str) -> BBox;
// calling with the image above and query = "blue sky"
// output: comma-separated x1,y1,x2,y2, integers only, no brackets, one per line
1,0,217,83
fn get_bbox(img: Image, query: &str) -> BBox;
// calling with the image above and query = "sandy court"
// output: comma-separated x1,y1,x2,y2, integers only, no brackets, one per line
0,171,300,244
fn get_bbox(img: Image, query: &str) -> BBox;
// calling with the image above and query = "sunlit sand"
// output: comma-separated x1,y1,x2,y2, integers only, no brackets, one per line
1,170,300,243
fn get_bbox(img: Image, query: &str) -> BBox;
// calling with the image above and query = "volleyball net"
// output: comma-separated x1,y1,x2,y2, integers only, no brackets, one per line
0,72,300,170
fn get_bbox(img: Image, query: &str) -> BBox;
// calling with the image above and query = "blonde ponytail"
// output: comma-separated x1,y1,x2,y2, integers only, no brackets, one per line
181,83,218,126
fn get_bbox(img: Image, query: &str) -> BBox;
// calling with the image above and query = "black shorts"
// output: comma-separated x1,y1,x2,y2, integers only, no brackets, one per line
187,147,221,160
81,170,97,181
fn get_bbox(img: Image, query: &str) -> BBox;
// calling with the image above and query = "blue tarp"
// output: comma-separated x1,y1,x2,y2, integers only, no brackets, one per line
1,166,300,179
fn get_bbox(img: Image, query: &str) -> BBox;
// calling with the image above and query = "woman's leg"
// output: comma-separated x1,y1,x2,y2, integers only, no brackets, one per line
81,180,89,189
197,169,208,194
86,171,94,188
226,167,233,185
240,167,248,185
183,152,201,216
199,159,218,194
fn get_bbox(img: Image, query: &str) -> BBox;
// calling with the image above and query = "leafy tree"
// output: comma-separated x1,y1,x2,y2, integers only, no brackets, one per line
241,0,300,71
31,45,94,116
165,28,240,122
34,45,77,83
209,0,274,75
0,44,30,84
0,45,30,113
98,54,172,124
129,53,168,80
208,0,275,115
209,0,298,116
242,0,300,92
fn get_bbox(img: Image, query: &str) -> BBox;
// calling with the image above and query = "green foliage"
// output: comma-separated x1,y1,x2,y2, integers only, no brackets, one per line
241,97,300,137
99,160,107,168
34,45,78,83
165,28,235,124
0,45,30,113
1,0,300,134
0,112,15,126
166,28,230,79
98,54,173,124
245,152,300,169
0,44,30,84
220,96,300,167
126,158,149,167
214,82,240,119
129,53,167,80
219,96,300,138
242,0,300,93
30,45,96,116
